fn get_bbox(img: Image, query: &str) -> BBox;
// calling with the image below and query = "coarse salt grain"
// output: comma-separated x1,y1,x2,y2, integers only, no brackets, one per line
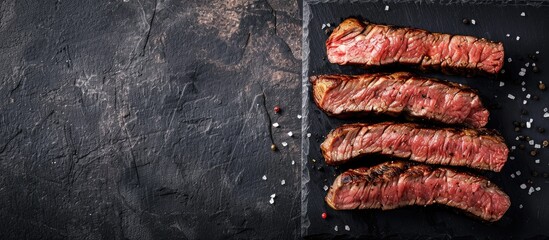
281,180,286,185
345,225,350,231
544,107,548,112
528,187,535,195
508,94,515,100
499,82,505,87
521,12,526,16
273,122,280,128
522,87,526,92
321,24,326,29
535,144,541,149
544,113,549,118
291,160,295,165
530,118,533,123
519,71,526,77
535,159,540,163
297,114,302,119
323,185,329,191
523,100,527,105
326,23,331,27
471,19,476,25
529,139,534,145
501,69,506,74
510,156,515,160
262,175,267,180
516,36,521,41
536,187,541,191
508,58,513,62
520,184,527,189
521,69,526,74
516,170,522,176
271,193,276,198
536,51,540,54
269,198,275,204
526,122,531,128
306,133,311,138
281,142,288,147
384,5,389,11
525,62,530,67
287,131,293,137
511,146,516,150
511,174,515,178
533,63,536,66
334,225,339,231
506,33,510,37
526,94,531,99
519,204,524,209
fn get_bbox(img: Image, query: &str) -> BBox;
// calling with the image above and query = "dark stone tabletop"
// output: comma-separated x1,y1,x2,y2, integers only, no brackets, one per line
0,0,302,239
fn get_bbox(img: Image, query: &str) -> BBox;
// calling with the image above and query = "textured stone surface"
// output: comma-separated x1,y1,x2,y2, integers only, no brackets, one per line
0,0,301,239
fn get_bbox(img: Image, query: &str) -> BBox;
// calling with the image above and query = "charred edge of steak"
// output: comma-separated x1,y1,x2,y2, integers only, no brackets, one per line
325,161,511,222
320,122,507,172
327,18,504,76
310,72,489,128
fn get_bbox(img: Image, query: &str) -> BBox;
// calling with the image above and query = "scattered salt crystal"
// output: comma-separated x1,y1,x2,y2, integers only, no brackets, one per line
528,187,535,195
516,170,522,176
297,114,302,119
519,204,524,209
506,33,510,37
521,12,526,17
536,187,541,191
544,113,549,118
281,142,288,147
536,51,540,54
271,193,276,198
501,69,506,74
306,133,311,138
262,175,267,180
499,81,505,87
508,94,515,100
510,156,515,160
525,62,530,67
526,94,531,99
523,100,527,105
384,5,389,11
334,225,339,231
291,160,295,165
519,71,526,77
522,87,526,92
269,198,275,204
544,107,548,112
521,69,527,74
321,24,326,29
345,225,350,231
287,131,293,137
529,139,534,145
511,174,515,178
533,63,536,67
516,36,521,41
526,122,531,129
273,122,280,128
535,159,540,163
471,19,476,25
507,58,513,62
281,180,286,185
323,185,329,191
520,184,527,189
511,146,516,150
529,118,533,123
326,23,331,27
535,144,541,149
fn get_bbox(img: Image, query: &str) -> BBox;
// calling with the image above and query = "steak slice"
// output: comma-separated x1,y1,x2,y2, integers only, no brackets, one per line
321,122,508,172
327,18,504,75
310,72,489,128
325,161,511,222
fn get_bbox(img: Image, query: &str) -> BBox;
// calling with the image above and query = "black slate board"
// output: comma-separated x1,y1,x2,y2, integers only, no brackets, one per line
302,0,549,238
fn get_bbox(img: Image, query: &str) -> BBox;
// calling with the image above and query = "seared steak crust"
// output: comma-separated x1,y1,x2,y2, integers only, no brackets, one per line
327,18,504,75
325,161,511,222
310,72,489,128
321,122,508,172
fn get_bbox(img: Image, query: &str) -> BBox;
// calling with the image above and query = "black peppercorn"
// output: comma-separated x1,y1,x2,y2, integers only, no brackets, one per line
521,109,529,115
462,18,470,25
540,82,546,91
515,127,521,132
513,121,520,127
520,122,526,128
530,54,538,61
533,95,540,100
271,144,277,151
538,127,545,133
532,171,539,177
544,172,549,178
543,140,549,147
317,166,324,172
533,66,540,73
519,144,525,150
530,149,538,156
526,136,531,141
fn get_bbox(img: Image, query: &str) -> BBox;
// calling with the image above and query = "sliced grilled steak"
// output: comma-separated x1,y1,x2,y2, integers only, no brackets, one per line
310,72,489,128
325,161,510,222
327,18,504,75
321,122,508,172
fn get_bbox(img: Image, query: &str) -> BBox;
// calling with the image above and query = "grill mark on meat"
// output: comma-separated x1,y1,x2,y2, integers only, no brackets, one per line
321,122,508,172
310,72,489,128
327,18,504,75
325,161,510,222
